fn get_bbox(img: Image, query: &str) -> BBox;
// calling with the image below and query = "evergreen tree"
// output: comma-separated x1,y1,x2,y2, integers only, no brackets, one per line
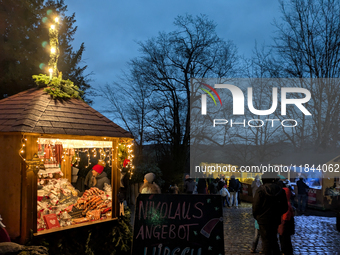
0,0,91,102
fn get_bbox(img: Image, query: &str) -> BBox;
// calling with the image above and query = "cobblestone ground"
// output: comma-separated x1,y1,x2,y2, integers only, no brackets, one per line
224,203,340,255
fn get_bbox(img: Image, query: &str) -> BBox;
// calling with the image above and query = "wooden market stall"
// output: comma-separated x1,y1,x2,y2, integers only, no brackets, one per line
269,151,340,210
196,162,259,202
0,88,133,243
313,155,340,210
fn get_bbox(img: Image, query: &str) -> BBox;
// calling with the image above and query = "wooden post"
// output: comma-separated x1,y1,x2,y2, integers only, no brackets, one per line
61,149,71,183
111,139,119,218
21,135,39,243
0,134,22,242
20,158,27,244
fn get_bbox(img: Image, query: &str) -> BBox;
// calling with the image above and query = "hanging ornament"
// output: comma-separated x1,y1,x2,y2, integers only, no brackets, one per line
123,159,130,168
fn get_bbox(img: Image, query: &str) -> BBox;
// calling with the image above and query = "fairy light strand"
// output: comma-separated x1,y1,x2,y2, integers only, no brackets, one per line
19,135,27,161
48,15,60,79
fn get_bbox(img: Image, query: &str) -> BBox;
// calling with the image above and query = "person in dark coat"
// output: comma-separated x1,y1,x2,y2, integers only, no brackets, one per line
84,164,110,190
118,168,130,202
209,178,219,194
297,177,309,213
184,174,196,194
252,172,288,255
197,178,207,194
218,178,225,191
250,175,262,253
278,186,295,255
229,176,240,208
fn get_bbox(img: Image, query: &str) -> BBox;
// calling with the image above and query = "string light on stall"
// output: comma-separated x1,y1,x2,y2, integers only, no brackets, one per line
74,149,80,167
104,148,109,165
128,142,135,177
100,147,107,163
19,135,27,161
62,148,66,162
108,148,113,167
86,148,90,165
48,15,60,79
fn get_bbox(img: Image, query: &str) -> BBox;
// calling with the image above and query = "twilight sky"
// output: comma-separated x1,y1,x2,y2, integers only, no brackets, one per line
65,0,281,110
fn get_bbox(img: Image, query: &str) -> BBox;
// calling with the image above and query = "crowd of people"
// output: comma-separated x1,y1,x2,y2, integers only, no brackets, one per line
182,174,244,208
139,171,310,255
141,172,244,208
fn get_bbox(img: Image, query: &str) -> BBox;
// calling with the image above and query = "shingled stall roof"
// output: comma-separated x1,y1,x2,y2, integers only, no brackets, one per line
0,88,133,138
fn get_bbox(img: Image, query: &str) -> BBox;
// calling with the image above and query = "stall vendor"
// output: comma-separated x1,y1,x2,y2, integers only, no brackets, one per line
85,164,110,190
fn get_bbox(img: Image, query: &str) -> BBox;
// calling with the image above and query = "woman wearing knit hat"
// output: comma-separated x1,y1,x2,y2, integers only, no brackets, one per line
87,163,110,190
139,172,161,194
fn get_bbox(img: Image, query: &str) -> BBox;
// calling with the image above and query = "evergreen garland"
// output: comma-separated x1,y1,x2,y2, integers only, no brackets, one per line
32,74,84,100
117,143,132,175
110,206,133,254
117,143,128,168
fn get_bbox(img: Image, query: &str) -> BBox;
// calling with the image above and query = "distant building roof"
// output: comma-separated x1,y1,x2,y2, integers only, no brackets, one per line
0,88,133,138
269,150,340,166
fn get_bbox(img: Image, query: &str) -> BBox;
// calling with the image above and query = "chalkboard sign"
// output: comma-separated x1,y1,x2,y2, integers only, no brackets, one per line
132,194,224,255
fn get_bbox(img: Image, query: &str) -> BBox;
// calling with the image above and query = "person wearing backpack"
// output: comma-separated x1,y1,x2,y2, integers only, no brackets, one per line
220,184,230,207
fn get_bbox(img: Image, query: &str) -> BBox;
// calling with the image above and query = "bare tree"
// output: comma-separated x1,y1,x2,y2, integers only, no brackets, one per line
225,78,284,164
273,0,340,149
103,14,238,183
99,72,151,164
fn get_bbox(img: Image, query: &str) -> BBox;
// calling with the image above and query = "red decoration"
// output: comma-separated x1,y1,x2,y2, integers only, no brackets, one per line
123,159,130,168
43,214,60,229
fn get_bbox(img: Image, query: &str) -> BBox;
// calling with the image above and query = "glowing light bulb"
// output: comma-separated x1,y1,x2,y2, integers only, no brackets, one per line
51,24,55,29
49,68,53,73
51,47,56,53
55,17,59,23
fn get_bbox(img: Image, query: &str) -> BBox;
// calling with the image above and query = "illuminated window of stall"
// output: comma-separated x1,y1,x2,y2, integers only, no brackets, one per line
36,138,114,233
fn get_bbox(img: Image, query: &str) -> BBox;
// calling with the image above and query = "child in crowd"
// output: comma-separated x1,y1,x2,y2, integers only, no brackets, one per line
220,184,230,207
